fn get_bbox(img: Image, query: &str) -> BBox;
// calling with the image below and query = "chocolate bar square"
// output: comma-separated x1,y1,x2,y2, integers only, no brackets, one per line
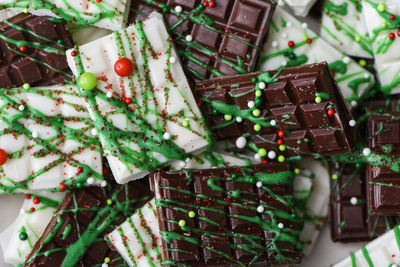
0,13,73,88
368,111,400,215
128,0,276,83
329,162,396,242
25,169,152,266
196,62,355,158
150,163,303,266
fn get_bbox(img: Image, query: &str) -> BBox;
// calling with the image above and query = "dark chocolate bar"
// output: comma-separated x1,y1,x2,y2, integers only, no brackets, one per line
329,162,395,242
196,62,355,158
150,163,303,266
0,13,73,88
25,171,152,266
367,112,400,215
128,0,276,83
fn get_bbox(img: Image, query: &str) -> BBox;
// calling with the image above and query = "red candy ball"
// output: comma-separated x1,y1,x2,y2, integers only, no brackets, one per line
288,41,295,48
307,38,312,44
125,98,132,104
25,194,31,200
278,130,285,138
277,139,284,145
203,1,208,6
19,45,27,52
327,109,335,116
209,1,215,7
114,58,133,77
33,197,40,204
389,32,395,40
0,148,7,165
59,183,66,191
71,51,77,57
397,30,400,37
390,14,395,20
30,207,35,213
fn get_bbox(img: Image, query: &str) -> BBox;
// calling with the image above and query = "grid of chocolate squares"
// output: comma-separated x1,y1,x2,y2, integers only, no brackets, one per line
0,0,400,266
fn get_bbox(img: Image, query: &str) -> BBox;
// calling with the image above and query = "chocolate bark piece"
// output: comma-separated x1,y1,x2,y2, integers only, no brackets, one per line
196,62,355,158
367,112,400,215
25,169,152,267
329,162,395,242
0,13,73,88
150,163,303,266
128,0,276,83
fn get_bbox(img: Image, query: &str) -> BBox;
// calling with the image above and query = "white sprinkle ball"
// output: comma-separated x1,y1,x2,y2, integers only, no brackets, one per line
302,22,308,29
268,151,276,159
19,105,25,111
286,22,292,28
235,136,247,149
102,264,109,267
282,33,288,39
175,5,183,13
247,101,255,108
179,161,186,168
363,148,371,156
256,181,263,188
350,197,358,205
91,128,98,136
163,132,171,140
258,82,266,89
32,132,38,138
272,41,278,48
278,223,284,229
351,100,358,107
185,35,193,42
349,120,356,127
364,73,370,79
185,158,191,163
270,119,277,126
254,153,261,160
236,117,243,123
281,61,287,67
169,57,177,64
106,91,113,98
343,57,350,64
257,205,265,213
101,181,107,187
87,177,94,185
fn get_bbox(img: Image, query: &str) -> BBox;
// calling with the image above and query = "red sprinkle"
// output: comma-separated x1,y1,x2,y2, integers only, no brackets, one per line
288,41,295,48
19,45,26,52
71,51,77,57
203,1,208,6
77,167,83,174
59,183,66,191
389,32,395,40
25,194,31,200
261,159,268,164
390,14,395,20
327,109,335,116
307,38,312,44
277,139,284,145
33,197,40,204
103,169,109,175
208,1,215,7
278,130,285,138
125,98,132,104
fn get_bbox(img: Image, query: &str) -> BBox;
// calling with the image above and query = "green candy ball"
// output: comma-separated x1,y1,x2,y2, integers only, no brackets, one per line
19,232,28,241
78,72,97,91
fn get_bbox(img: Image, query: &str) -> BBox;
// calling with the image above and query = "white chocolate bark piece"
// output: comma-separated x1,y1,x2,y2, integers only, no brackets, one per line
105,198,163,267
281,0,318,17
0,191,65,265
261,7,374,106
295,159,330,256
0,85,103,193
321,0,373,58
67,13,210,184
362,0,400,94
0,0,130,31
333,225,400,267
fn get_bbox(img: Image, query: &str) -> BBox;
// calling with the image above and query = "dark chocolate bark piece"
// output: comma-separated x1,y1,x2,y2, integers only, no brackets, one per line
25,168,152,266
196,62,355,158
329,162,395,242
367,111,400,215
128,0,276,83
150,163,303,266
0,13,73,88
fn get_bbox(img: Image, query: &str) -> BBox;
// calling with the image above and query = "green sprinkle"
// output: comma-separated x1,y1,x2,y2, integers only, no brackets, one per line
279,145,286,151
78,72,97,91
107,199,112,205
224,114,232,121
258,148,267,157
254,124,261,131
294,168,300,175
377,3,386,12
183,120,189,127
381,21,388,28
23,83,30,90
188,211,196,218
179,219,186,227
57,39,63,44
252,109,261,117
104,257,110,263
355,35,361,42
315,96,322,103
255,90,262,97
332,174,338,180
297,140,302,144
278,155,285,162
302,35,308,41
304,138,309,143
359,59,367,67
23,8,28,13
19,232,28,241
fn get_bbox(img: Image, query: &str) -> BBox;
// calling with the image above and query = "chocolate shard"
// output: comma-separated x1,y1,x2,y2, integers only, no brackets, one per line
128,0,276,83
150,163,303,266
368,111,400,215
0,13,73,88
329,162,396,242
196,62,355,158
24,166,153,266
